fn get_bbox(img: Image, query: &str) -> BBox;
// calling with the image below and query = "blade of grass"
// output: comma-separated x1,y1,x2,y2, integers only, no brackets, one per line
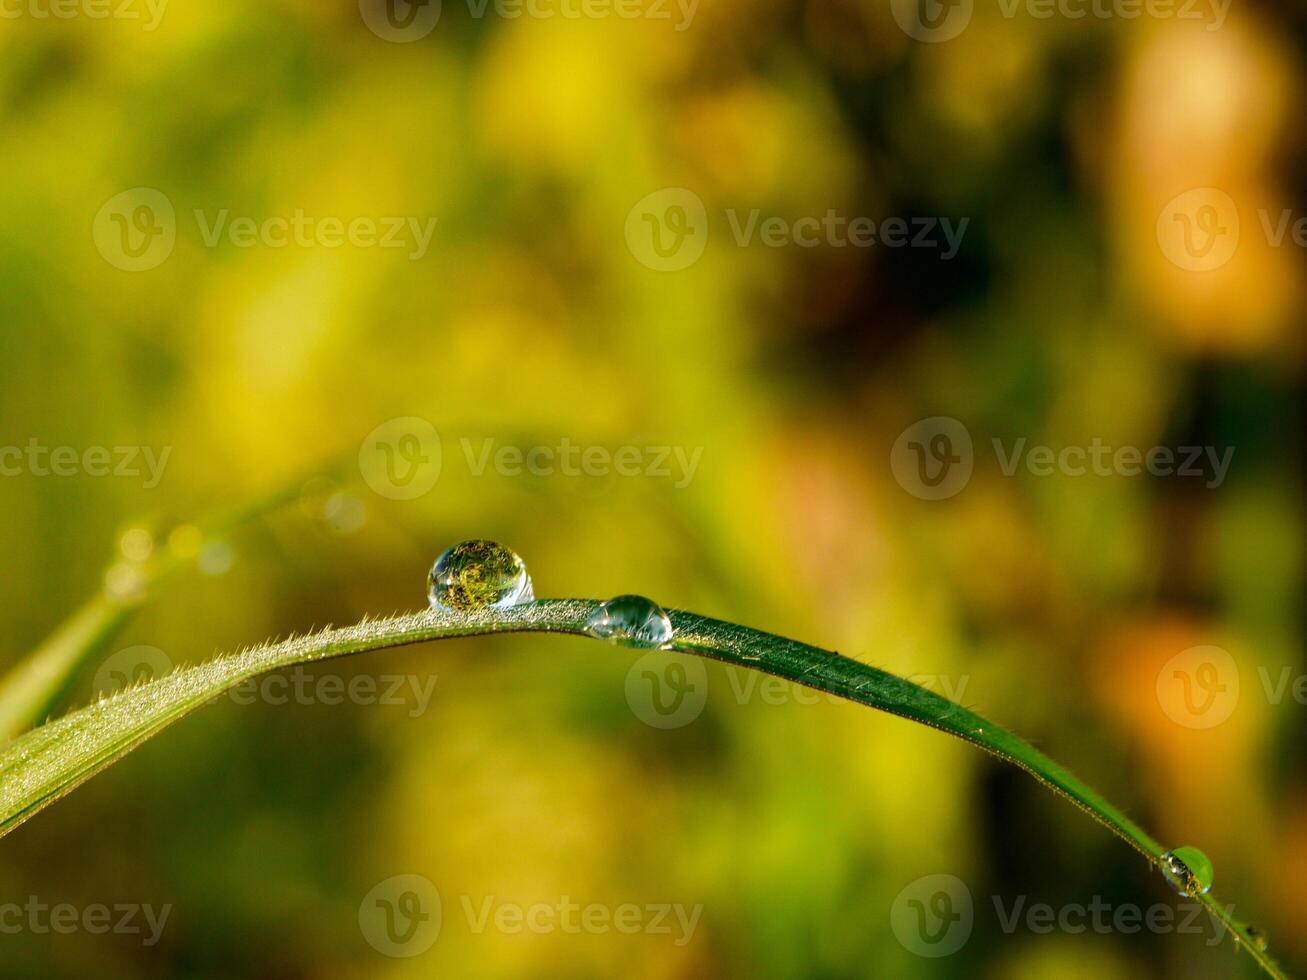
0,427,614,739
0,601,1287,977
0,480,318,740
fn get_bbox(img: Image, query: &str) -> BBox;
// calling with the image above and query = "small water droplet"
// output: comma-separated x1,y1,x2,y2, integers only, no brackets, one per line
299,476,339,520
168,523,203,559
198,539,235,576
1243,924,1269,953
428,540,533,611
323,491,366,534
104,562,147,603
585,595,674,649
1161,846,1214,896
119,526,154,562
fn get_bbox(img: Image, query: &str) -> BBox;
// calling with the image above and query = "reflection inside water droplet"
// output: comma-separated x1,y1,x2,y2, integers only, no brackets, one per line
428,540,534,612
585,595,674,649
1160,846,1214,896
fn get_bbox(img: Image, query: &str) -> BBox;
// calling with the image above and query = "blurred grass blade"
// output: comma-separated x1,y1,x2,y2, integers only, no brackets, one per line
0,480,316,740
0,601,1287,978
0,595,134,744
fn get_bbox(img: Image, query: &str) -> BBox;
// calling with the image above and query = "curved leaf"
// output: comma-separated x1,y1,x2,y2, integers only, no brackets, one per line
0,600,1287,978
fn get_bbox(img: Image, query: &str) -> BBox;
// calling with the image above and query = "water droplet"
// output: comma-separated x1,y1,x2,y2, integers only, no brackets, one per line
585,595,674,649
299,476,339,520
168,523,203,559
104,562,147,603
198,539,235,576
119,526,154,563
1243,924,1269,953
428,540,533,612
323,491,366,535
1160,846,1214,896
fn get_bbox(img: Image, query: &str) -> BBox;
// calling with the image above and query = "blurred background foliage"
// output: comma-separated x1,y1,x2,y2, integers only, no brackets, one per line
0,0,1303,977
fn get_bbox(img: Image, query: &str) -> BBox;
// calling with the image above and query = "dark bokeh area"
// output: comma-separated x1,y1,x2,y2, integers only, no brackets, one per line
0,1,1303,977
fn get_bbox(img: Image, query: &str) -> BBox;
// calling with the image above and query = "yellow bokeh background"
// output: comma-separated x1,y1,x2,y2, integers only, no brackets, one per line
0,1,1302,977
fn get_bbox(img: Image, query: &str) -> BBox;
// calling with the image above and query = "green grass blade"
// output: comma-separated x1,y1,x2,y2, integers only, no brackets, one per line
0,481,312,740
0,595,134,743
0,601,1288,978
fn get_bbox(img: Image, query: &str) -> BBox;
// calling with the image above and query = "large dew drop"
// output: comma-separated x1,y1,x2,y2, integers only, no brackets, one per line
1160,846,1214,897
427,540,534,612
585,595,674,649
